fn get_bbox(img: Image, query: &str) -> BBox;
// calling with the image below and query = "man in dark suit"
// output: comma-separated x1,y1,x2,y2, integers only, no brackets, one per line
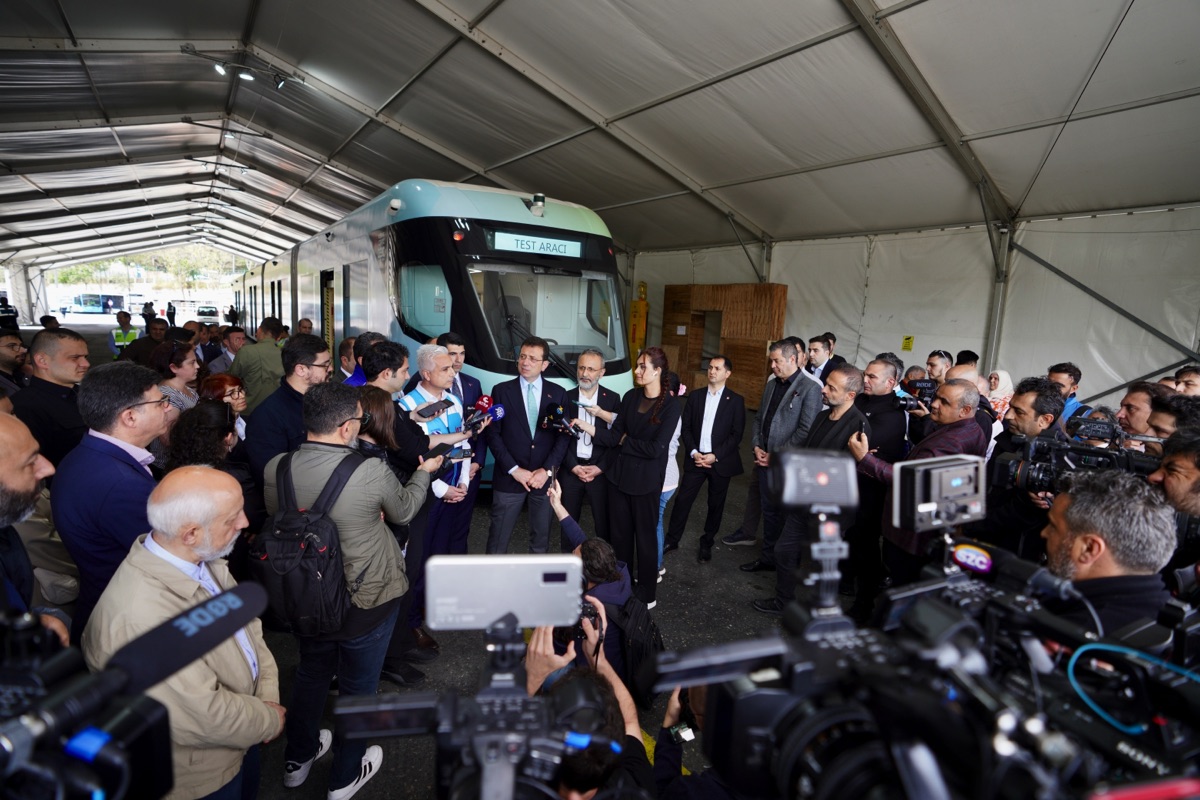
486,337,569,554
51,362,168,642
806,336,837,384
12,328,91,470
559,348,622,547
755,364,870,615
741,340,823,576
664,355,745,563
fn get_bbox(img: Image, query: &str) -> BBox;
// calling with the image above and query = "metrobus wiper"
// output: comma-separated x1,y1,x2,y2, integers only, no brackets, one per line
505,314,575,382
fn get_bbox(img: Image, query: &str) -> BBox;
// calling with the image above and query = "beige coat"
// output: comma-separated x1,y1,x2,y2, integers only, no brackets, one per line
83,537,281,800
264,442,430,609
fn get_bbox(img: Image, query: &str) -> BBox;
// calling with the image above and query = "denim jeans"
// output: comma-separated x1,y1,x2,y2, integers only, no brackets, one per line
656,488,675,569
284,603,399,791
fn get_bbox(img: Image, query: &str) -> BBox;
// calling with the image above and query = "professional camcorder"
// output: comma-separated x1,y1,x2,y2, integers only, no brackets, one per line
0,584,268,800
991,432,1161,494
652,451,1200,799
334,555,649,800
893,378,938,411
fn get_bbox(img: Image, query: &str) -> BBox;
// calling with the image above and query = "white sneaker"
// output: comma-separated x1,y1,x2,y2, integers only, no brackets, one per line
283,728,333,788
327,745,382,800
647,601,657,610
658,566,666,576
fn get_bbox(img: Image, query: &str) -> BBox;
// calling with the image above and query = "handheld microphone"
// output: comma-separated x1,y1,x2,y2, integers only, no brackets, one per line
543,405,580,439
417,398,455,419
0,583,267,775
951,540,1081,601
462,395,494,429
488,405,505,422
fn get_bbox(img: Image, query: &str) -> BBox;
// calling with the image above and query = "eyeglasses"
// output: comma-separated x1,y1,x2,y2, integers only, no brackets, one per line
931,350,952,362
339,412,372,428
305,360,333,371
127,395,171,411
0,342,25,351
223,387,246,398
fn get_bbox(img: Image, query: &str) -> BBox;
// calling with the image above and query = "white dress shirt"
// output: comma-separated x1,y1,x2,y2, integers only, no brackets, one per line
694,386,723,456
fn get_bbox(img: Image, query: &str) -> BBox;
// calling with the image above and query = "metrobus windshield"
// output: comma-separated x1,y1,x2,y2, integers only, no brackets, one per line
468,264,625,368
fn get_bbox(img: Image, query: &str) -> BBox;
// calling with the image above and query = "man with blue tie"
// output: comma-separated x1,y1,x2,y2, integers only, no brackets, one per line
486,337,569,554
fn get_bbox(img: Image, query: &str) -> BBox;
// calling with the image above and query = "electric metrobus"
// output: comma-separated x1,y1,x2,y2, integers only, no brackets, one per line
231,178,632,408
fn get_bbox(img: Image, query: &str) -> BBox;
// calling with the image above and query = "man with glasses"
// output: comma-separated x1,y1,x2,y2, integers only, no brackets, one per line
559,348,622,547
12,328,91,469
849,378,989,586
486,336,569,554
0,330,28,397
245,334,333,485
51,362,169,643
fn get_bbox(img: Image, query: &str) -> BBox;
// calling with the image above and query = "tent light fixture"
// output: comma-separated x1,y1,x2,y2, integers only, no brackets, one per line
214,62,227,76
530,193,546,217
237,71,255,81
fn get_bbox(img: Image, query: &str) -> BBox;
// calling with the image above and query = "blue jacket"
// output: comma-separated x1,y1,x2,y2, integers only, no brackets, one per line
51,434,156,642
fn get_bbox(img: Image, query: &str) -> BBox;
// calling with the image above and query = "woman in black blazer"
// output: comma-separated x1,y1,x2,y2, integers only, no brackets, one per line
573,346,680,607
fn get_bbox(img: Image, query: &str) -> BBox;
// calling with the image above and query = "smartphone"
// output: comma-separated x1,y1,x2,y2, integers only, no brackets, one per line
417,398,455,419
444,448,471,460
424,442,453,460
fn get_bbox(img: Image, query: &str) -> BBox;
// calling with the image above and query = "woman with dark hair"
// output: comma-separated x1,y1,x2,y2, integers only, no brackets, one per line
150,339,199,412
356,385,401,468
573,346,680,607
200,373,248,441
165,399,264,580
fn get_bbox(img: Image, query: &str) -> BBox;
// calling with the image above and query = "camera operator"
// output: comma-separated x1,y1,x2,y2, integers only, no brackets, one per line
549,479,631,682
1148,429,1200,599
1145,393,1200,455
1116,381,1172,450
849,379,988,585
968,377,1065,561
654,685,736,799
1040,470,1176,633
908,364,999,452
1047,361,1092,424
525,596,654,797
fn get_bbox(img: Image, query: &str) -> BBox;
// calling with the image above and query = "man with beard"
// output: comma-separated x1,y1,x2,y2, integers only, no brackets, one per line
0,414,68,646
83,466,283,799
1041,470,1175,634
0,330,28,397
560,348,623,546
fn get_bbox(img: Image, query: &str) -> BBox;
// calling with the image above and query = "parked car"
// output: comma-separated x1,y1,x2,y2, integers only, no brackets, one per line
196,305,221,325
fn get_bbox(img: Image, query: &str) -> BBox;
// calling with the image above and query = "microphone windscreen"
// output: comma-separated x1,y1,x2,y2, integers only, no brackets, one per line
474,395,493,412
489,405,505,420
106,582,268,694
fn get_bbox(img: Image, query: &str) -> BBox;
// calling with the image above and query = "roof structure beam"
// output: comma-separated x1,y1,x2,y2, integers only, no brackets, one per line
0,147,222,177
190,218,294,253
192,177,341,224
0,111,226,134
241,43,520,190
203,201,315,242
31,233,200,268
21,223,197,260
409,0,769,241
4,172,214,203
0,192,211,227
0,212,203,247
837,0,1014,224
0,37,240,53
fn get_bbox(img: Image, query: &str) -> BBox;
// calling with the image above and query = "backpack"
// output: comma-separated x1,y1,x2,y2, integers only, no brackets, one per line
248,451,366,637
603,596,665,710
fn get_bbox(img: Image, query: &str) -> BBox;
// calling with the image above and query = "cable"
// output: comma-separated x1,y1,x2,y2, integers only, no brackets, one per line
1078,596,1104,638
1066,642,1200,735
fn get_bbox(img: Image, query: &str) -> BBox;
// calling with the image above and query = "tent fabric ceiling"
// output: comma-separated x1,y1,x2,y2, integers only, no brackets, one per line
1,0,1197,270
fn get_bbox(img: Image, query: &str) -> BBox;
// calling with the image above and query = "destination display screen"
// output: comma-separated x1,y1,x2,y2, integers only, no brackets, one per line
492,231,582,258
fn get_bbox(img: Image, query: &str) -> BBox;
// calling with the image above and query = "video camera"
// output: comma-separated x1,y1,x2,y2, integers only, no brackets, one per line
991,432,1161,495
333,555,650,800
894,378,938,411
0,583,268,799
650,451,1200,798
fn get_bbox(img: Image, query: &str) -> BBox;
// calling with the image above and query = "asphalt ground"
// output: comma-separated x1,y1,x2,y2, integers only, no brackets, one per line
37,321,807,799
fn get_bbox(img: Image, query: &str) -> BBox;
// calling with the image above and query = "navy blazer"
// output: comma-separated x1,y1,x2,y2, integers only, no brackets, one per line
679,386,746,478
51,434,157,641
562,385,623,474
486,377,569,493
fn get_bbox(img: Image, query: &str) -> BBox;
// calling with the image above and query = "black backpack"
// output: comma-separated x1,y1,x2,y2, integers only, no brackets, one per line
603,596,665,710
249,451,366,637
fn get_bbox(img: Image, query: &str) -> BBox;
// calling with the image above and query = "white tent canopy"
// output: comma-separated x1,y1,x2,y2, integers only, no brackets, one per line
1,0,1198,399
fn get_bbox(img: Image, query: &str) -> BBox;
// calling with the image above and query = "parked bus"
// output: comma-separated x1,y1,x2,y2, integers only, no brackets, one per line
230,179,632,400
61,293,126,314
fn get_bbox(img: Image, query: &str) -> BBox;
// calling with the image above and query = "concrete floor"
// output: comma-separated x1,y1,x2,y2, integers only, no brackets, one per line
47,321,794,798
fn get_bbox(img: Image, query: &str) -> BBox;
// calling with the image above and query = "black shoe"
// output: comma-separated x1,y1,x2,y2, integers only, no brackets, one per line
401,646,439,664
739,558,775,573
663,542,680,556
752,598,783,616
697,543,712,562
380,663,426,687
721,529,756,547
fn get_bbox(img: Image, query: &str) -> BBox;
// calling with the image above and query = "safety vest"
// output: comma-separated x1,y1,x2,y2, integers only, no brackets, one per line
112,327,138,358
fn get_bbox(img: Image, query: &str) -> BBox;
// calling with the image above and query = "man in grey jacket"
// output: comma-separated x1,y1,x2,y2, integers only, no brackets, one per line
739,339,822,575
264,382,441,800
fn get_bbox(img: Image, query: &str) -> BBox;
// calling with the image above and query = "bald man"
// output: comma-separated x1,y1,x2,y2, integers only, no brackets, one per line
84,467,283,799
